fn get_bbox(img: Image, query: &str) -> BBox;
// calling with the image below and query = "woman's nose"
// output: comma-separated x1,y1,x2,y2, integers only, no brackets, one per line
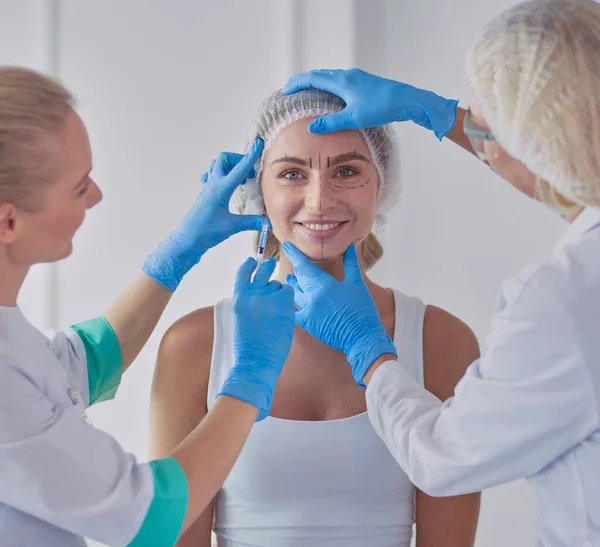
86,179,103,209
304,177,337,212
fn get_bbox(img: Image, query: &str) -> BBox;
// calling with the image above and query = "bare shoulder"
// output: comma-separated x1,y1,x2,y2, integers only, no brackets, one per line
422,305,480,402
151,306,216,411
149,306,217,459
159,306,216,369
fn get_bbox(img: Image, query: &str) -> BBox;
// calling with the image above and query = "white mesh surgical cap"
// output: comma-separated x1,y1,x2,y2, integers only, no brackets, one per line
466,0,600,207
231,88,401,227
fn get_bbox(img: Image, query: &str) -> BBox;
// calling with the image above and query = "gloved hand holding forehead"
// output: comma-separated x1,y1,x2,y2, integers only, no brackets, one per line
283,68,459,141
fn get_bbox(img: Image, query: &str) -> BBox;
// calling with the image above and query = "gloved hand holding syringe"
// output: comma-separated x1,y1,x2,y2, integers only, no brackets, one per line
251,223,269,282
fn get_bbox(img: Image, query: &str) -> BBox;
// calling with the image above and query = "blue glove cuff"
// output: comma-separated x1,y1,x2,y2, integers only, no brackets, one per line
217,367,274,422
142,252,181,292
143,236,203,292
347,331,398,388
403,85,459,141
432,98,459,141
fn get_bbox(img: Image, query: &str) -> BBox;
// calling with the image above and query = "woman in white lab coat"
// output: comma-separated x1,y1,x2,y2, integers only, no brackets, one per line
0,67,295,546
280,0,600,545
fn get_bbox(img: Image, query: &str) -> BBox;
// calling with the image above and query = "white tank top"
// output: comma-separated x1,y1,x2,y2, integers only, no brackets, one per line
207,289,426,547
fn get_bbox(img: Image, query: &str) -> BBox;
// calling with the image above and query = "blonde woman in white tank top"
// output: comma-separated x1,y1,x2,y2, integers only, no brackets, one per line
150,91,481,546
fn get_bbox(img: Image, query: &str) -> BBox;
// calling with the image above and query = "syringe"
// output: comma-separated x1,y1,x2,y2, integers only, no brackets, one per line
251,223,269,282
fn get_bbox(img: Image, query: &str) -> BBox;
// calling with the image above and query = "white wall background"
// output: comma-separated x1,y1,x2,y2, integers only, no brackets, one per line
2,1,569,546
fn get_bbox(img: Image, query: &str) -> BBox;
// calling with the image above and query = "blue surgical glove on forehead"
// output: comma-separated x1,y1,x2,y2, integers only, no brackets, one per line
283,68,458,141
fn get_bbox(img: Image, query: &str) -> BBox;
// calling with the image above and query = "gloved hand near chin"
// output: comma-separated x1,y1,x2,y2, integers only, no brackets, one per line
143,139,267,291
282,242,397,387
283,68,458,141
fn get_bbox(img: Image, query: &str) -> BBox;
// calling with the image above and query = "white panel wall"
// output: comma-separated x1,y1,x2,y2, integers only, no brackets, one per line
0,0,54,69
0,0,58,330
1,1,570,545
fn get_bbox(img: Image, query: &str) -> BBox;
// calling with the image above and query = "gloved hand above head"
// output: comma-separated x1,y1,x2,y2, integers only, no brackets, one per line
143,139,267,291
282,242,397,387
218,256,296,421
283,68,458,140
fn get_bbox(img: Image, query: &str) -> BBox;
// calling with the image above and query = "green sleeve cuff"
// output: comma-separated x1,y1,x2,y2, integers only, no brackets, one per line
128,457,189,547
70,316,123,406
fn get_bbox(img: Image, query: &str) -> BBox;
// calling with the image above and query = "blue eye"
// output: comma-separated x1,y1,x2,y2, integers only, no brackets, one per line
337,167,357,177
282,170,303,180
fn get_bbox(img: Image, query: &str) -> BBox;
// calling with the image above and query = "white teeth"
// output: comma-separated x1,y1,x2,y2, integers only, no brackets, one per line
302,222,341,231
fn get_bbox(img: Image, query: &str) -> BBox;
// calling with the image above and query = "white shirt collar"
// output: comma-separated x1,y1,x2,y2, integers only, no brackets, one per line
554,207,600,252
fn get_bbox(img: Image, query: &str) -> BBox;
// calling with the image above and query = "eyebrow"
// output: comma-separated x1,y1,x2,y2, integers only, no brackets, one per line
270,151,371,169
327,151,370,168
270,155,309,167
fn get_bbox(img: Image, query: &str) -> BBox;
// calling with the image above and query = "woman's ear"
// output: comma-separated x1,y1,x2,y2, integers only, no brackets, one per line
0,203,18,244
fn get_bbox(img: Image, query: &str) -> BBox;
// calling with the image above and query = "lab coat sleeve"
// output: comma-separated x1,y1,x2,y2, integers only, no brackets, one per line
0,364,188,546
365,273,599,497
48,317,123,407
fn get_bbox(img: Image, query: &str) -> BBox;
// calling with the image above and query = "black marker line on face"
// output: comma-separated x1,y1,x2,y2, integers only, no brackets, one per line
331,178,371,189
319,164,324,259
319,186,322,216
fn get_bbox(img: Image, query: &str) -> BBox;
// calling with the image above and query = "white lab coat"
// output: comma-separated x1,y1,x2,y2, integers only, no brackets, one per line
0,309,188,546
366,207,600,547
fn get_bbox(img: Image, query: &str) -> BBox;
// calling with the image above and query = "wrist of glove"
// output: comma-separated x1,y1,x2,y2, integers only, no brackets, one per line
393,82,459,140
142,233,201,292
218,358,281,421
346,326,397,388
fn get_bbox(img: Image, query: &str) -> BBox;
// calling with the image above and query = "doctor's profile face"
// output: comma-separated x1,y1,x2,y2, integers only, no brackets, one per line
468,103,538,200
10,110,103,266
260,116,379,264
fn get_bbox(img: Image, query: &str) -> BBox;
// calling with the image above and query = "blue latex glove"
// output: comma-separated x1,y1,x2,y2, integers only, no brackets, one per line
218,257,296,421
282,242,397,387
143,139,266,291
283,68,458,141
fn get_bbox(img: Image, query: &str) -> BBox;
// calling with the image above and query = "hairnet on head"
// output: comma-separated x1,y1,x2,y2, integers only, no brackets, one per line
466,0,600,207
231,88,401,228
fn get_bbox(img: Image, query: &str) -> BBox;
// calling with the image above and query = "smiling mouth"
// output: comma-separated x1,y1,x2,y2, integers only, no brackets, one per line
300,221,342,231
295,220,348,237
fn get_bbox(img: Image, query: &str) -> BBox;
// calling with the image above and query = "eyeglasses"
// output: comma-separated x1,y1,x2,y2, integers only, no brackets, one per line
463,110,497,162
